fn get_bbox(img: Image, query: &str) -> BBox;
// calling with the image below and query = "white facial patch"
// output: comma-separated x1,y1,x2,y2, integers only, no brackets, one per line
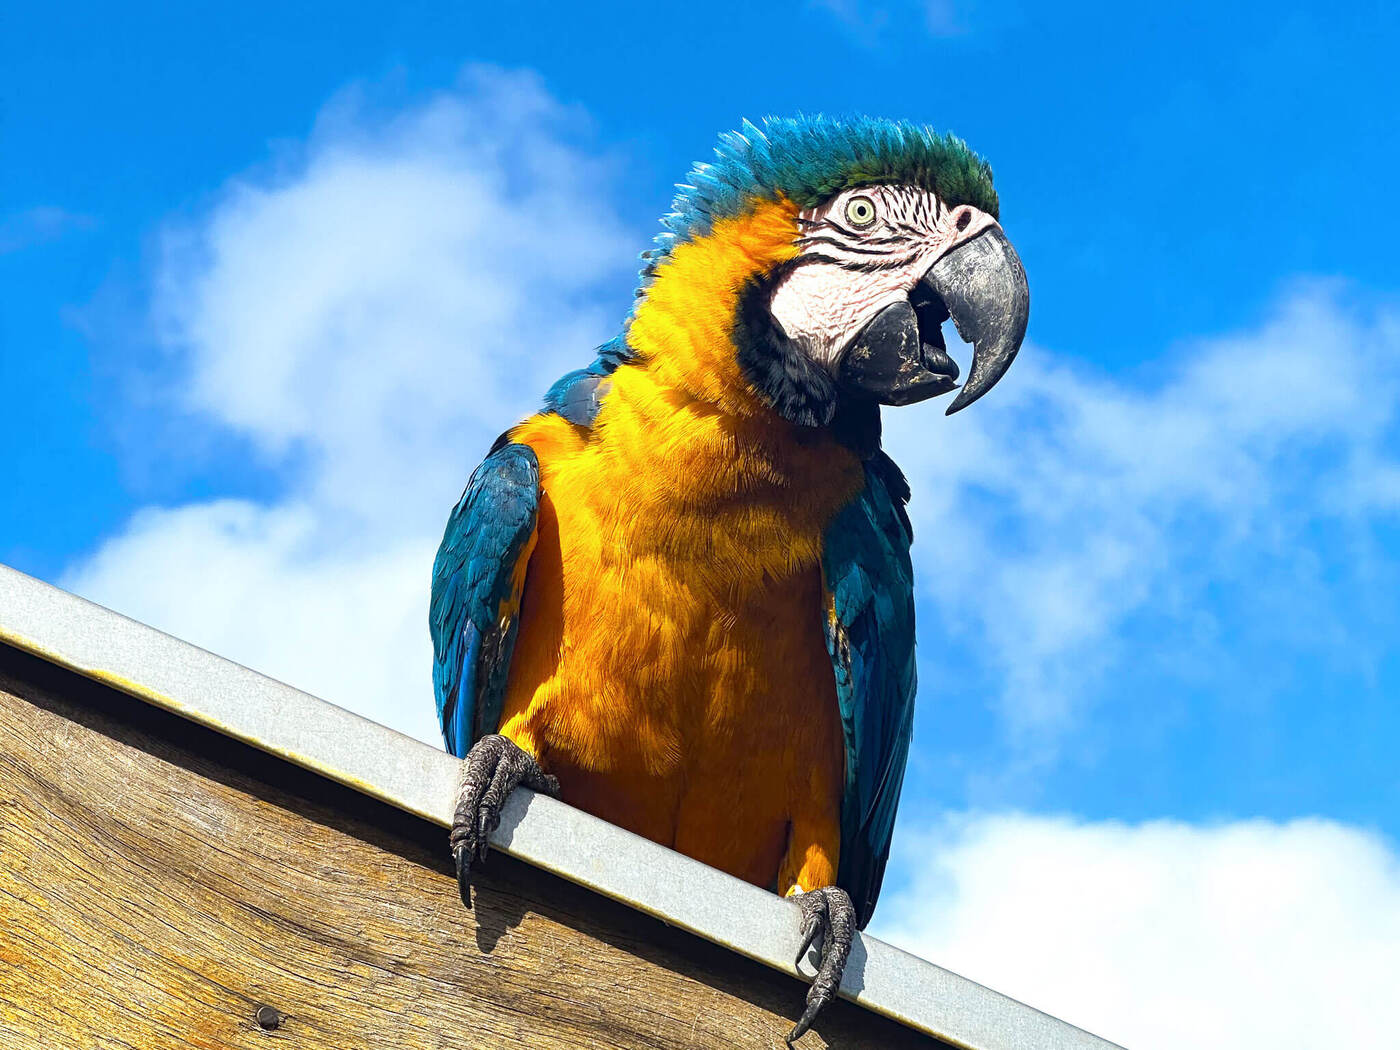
768,185,998,372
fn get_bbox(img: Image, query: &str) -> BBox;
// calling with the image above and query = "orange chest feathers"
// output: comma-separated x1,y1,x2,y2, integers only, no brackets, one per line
497,382,862,881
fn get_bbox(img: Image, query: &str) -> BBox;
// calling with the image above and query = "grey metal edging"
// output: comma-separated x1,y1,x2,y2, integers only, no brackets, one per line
0,562,1124,1050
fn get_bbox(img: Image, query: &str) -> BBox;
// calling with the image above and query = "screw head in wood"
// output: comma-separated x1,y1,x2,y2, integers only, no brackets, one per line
255,1005,280,1030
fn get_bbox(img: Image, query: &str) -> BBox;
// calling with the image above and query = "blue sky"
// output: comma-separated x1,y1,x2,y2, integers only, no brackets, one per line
4,4,1399,1045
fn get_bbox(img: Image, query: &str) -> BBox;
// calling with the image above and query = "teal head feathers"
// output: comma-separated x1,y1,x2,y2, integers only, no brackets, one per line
639,115,1000,289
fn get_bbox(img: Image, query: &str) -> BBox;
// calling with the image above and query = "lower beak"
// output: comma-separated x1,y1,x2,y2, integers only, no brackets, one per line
836,226,1030,414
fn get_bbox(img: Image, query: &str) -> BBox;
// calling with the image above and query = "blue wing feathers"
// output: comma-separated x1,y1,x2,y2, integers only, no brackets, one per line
822,451,917,928
433,338,625,756
430,441,541,757
542,335,631,426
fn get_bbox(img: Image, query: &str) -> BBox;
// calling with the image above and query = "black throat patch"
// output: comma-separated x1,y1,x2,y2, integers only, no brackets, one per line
732,264,882,459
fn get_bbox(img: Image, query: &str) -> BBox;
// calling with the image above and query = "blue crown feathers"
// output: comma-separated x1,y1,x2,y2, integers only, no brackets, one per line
635,115,999,293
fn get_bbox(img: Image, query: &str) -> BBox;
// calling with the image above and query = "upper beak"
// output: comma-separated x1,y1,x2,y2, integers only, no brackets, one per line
836,225,1029,414
930,225,1030,414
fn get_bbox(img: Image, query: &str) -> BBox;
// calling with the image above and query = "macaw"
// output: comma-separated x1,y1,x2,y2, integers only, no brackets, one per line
431,115,1028,1043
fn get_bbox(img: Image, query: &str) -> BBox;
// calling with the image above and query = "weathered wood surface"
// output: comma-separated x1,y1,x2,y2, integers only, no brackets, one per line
0,646,945,1050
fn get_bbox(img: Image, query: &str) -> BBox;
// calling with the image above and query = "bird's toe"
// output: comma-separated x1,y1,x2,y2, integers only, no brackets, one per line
449,734,555,908
786,885,855,1045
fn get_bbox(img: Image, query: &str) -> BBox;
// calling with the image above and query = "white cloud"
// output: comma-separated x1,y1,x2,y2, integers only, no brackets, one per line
811,0,969,38
64,66,633,743
153,64,630,529
872,812,1400,1049
884,286,1400,739
67,500,441,743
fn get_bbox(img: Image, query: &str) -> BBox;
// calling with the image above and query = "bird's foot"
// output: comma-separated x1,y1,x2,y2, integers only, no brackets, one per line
450,734,558,908
786,885,855,1045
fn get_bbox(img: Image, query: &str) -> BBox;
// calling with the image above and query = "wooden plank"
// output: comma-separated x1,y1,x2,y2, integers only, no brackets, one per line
0,646,946,1050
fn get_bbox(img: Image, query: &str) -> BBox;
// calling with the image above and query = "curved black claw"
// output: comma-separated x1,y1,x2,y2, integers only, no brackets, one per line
450,734,559,909
786,886,856,1045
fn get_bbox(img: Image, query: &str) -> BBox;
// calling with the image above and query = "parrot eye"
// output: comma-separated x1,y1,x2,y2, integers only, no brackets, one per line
844,195,877,228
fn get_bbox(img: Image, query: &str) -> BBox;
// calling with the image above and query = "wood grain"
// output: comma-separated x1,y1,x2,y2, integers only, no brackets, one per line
0,646,945,1050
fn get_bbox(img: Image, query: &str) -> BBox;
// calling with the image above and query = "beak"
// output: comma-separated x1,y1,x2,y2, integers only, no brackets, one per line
931,226,1030,414
836,225,1029,414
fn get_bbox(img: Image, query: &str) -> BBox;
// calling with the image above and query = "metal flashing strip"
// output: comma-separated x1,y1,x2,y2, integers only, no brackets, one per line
0,563,1124,1050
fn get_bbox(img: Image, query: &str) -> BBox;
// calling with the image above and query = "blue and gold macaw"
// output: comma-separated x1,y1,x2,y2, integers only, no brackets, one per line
431,116,1027,1042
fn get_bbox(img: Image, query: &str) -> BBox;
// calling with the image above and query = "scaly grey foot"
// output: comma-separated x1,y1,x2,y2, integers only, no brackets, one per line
787,885,856,1045
450,734,559,908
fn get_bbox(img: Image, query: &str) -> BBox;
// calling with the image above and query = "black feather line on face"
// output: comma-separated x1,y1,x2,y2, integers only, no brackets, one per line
784,251,913,275
794,235,896,256
732,261,882,458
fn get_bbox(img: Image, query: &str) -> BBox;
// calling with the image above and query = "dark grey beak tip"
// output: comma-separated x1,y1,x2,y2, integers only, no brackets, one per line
928,225,1030,415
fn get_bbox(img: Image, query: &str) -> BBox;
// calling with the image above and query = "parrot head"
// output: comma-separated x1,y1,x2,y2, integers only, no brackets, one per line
631,116,1028,431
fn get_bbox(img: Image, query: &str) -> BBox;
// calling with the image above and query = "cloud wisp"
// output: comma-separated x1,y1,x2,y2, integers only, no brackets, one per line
873,812,1400,1050
66,66,633,744
0,206,95,254
885,286,1400,745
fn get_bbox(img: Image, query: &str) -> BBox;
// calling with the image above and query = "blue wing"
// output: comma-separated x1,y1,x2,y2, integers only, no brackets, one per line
542,334,631,425
822,451,918,929
432,337,630,757
430,440,541,757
